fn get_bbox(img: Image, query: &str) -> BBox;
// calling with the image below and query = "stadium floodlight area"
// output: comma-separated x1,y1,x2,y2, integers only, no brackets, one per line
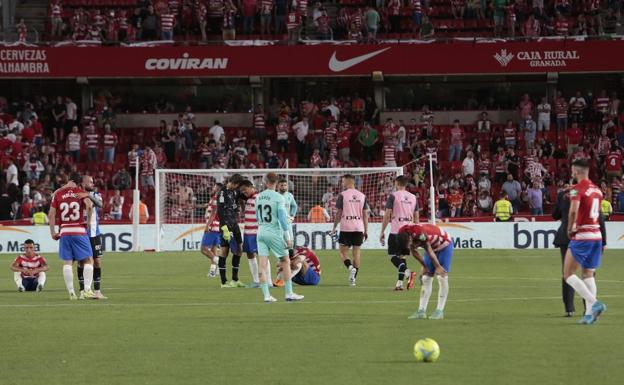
154,167,403,252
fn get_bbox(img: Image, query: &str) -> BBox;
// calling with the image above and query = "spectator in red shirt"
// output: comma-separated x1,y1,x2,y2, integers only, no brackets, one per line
566,122,583,155
449,119,465,161
103,124,118,164
241,0,256,35
337,123,351,162
84,124,99,162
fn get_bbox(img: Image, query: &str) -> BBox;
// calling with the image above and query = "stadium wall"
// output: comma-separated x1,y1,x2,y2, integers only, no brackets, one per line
1,222,623,253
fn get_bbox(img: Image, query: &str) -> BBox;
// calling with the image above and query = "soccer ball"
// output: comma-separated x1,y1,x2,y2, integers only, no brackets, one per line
413,338,440,363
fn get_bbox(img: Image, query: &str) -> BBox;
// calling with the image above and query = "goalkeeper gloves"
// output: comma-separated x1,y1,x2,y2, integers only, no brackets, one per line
221,225,231,241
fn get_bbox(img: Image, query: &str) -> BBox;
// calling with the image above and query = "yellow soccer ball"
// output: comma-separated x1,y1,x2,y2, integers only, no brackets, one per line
413,338,440,363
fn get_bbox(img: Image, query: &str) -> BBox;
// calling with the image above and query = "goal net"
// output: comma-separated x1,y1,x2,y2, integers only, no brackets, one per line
154,167,403,251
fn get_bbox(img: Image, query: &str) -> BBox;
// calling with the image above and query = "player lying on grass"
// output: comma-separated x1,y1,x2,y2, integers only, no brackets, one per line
563,159,607,325
255,172,304,302
398,223,453,320
11,239,49,292
274,247,321,286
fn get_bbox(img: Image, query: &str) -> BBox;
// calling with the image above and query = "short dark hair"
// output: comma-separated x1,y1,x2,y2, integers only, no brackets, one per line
69,172,82,184
24,239,35,245
228,173,244,186
571,158,590,170
342,174,355,181
239,180,254,188
395,176,408,187
277,178,288,184
215,182,224,189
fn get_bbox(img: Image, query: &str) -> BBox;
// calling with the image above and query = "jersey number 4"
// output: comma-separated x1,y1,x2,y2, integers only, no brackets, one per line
590,198,600,220
60,202,81,222
257,204,272,223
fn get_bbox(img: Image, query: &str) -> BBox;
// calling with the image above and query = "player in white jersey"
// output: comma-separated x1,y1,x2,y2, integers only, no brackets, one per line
79,175,107,299
380,176,419,291
277,178,298,258
331,174,370,286
239,180,262,288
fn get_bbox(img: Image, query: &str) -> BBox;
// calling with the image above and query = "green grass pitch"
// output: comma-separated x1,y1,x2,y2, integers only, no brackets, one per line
0,249,622,385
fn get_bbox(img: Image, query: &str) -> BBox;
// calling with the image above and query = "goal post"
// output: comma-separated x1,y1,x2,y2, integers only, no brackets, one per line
154,167,403,252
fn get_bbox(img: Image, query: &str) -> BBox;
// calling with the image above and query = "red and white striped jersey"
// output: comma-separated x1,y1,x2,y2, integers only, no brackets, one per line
399,223,451,252
478,158,491,174
504,126,516,141
287,11,301,30
425,144,438,163
243,192,258,235
67,132,81,151
85,131,99,148
383,144,396,164
298,0,309,16
324,125,337,146
103,133,117,148
555,20,569,36
161,13,176,32
411,0,422,12
141,149,157,176
13,254,47,278
51,186,88,236
261,0,273,14
253,113,265,129
51,4,62,18
276,122,290,140
295,247,321,275
570,178,603,241
205,198,220,232
595,97,609,113
128,149,139,167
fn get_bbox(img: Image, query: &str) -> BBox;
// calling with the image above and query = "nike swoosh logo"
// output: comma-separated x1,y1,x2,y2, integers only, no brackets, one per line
328,47,391,72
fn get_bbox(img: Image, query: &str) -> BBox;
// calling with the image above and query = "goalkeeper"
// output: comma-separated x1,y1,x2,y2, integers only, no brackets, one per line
216,174,246,288
277,178,298,258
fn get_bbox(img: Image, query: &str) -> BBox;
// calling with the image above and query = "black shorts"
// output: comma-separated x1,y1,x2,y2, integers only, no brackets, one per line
339,231,364,247
387,233,409,257
90,235,103,258
220,223,243,248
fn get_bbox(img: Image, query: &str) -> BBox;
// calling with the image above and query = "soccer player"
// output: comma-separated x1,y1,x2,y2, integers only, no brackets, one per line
379,175,419,291
255,172,304,302
49,172,95,300
563,159,607,324
288,246,321,286
277,178,298,258
214,174,246,288
398,223,453,320
239,179,262,288
11,239,49,292
331,174,369,286
78,175,107,299
201,183,222,278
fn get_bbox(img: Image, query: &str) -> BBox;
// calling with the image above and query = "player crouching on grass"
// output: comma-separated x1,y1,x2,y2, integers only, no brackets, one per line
274,247,321,286
11,239,49,292
398,223,453,320
563,159,607,325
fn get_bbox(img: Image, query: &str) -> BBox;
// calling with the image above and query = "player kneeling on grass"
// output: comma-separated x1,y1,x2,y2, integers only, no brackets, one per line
255,172,304,303
275,247,321,286
11,239,49,292
398,224,453,320
563,159,607,325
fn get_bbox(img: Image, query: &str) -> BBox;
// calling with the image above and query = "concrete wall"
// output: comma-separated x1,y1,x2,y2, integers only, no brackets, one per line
380,110,519,125
115,113,253,128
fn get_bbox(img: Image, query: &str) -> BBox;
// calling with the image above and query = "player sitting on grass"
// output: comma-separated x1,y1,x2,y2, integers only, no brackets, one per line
202,183,222,278
398,223,453,320
274,246,321,286
11,239,49,292
563,159,607,325
255,172,304,302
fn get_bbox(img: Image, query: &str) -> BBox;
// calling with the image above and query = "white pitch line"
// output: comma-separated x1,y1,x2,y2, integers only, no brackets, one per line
0,294,622,308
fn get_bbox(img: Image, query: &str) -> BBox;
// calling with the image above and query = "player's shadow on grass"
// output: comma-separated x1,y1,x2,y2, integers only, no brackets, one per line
374,360,420,365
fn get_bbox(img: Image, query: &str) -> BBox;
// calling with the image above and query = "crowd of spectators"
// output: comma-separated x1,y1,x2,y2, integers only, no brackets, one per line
1,86,623,223
39,0,623,43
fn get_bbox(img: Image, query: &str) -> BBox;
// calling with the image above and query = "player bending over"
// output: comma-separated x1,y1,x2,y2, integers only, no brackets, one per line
202,183,222,278
331,174,369,286
278,178,298,258
563,159,607,324
49,172,96,300
239,180,262,288
380,176,419,291
275,247,321,286
398,223,453,320
255,172,304,302
11,239,49,292
214,174,246,288
77,175,107,299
